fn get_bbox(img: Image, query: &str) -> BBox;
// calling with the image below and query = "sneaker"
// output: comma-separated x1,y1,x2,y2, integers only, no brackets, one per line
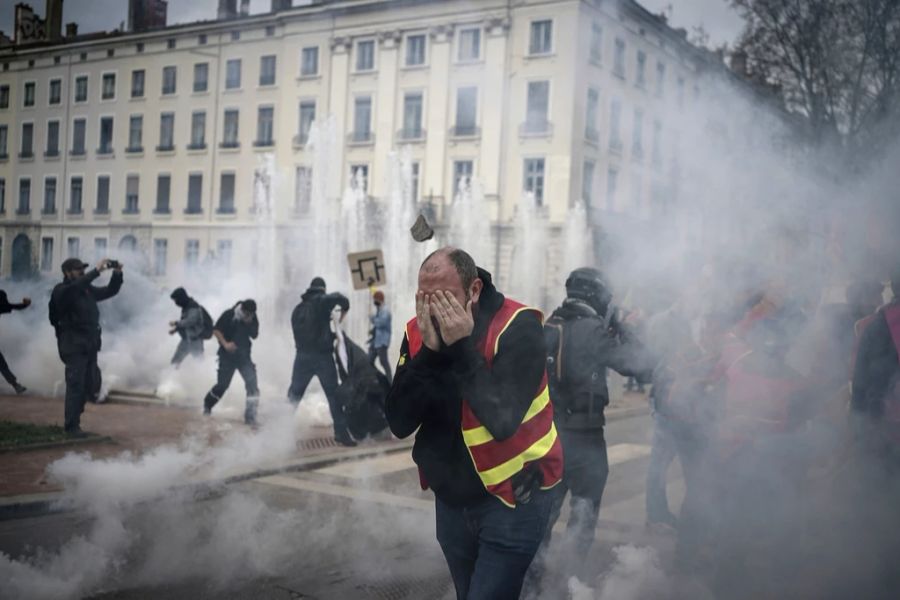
203,406,212,416
335,433,358,447
13,383,26,395
65,427,90,439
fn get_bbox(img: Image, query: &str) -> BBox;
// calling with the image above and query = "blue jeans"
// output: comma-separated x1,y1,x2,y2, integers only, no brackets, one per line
435,489,553,600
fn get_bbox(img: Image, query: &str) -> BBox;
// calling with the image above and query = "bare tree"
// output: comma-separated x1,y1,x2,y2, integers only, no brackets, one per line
731,0,900,157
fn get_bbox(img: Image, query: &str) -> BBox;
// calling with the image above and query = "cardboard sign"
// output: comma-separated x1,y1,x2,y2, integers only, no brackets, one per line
347,250,387,290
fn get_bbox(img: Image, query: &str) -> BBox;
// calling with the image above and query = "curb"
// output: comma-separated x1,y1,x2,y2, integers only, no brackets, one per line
0,435,114,454
0,438,414,521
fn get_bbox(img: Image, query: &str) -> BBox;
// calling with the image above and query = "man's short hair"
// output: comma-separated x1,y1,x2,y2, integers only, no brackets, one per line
421,247,477,289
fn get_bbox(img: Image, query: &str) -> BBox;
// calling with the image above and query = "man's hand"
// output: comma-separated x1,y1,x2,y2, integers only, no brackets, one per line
416,291,440,351
223,341,238,353
21,297,31,307
169,320,178,327
113,261,124,273
96,259,108,272
432,290,474,347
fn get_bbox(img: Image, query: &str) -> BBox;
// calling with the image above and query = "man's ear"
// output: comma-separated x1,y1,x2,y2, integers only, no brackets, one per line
470,278,484,305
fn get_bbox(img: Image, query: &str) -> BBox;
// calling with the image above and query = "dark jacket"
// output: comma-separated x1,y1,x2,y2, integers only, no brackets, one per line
49,269,123,355
214,305,259,358
335,333,389,440
0,292,28,316
175,299,204,341
291,289,350,354
545,298,652,430
385,268,546,507
852,299,900,419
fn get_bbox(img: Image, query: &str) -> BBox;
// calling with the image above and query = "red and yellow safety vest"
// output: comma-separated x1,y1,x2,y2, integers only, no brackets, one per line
405,298,563,508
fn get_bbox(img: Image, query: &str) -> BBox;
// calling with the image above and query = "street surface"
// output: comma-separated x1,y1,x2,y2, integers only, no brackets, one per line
0,411,679,599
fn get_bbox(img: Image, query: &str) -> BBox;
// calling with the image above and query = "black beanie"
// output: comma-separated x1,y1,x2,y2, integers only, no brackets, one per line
170,287,189,303
309,277,326,291
242,299,257,313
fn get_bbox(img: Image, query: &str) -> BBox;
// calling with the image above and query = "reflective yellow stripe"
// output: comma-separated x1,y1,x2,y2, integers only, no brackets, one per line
462,386,551,447
476,423,559,487
492,307,544,356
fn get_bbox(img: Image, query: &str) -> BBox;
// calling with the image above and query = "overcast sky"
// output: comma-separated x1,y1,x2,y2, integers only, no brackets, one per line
0,0,744,48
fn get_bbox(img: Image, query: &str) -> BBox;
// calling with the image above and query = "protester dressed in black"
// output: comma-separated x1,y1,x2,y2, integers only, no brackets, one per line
203,299,260,425
49,258,123,435
0,291,32,394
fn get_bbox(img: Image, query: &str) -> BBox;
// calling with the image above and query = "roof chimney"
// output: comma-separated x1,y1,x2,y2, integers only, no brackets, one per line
239,0,250,16
218,0,237,19
65,21,77,37
45,0,63,40
271,0,291,10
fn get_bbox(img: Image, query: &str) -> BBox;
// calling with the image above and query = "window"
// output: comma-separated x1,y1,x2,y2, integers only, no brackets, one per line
252,106,273,147
69,177,83,213
187,174,203,213
67,237,80,259
217,240,233,269
524,81,550,133
401,92,423,139
153,239,167,276
43,177,56,213
167,38,176,50
98,117,114,154
529,20,553,55
0,125,6,157
101,73,115,100
20,123,34,157
158,113,175,151
636,51,647,88
294,166,312,213
41,237,53,271
523,158,545,206
74,75,88,102
223,109,239,147
298,100,315,145
0,85,8,108
162,66,176,95
136,42,144,52
590,23,602,62
190,111,206,148
652,119,662,166
458,27,481,61
155,174,170,213
49,79,61,104
96,175,110,213
586,88,599,141
614,38,626,77
193,63,209,93
125,175,139,213
632,108,644,158
606,167,618,210
453,160,473,196
226,59,241,89
350,164,369,192
609,99,622,150
352,96,372,142
455,87,478,136
301,47,318,76
231,31,240,41
72,118,86,155
24,82,35,107
94,237,107,262
199,34,207,45
18,178,31,213
406,34,426,66
219,173,236,213
46,120,60,156
259,55,276,86
656,62,666,96
131,69,145,98
0,178,4,211
265,25,275,37
128,115,143,151
356,40,375,72
410,161,420,202
185,239,200,266
583,161,595,205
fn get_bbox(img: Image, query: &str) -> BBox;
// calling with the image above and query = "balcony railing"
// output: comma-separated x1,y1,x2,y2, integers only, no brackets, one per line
449,125,480,139
347,131,374,145
253,139,275,148
608,138,623,154
96,145,113,156
293,132,310,147
70,147,86,157
187,142,207,150
585,128,600,144
18,150,34,159
44,149,59,158
125,146,144,154
155,144,175,152
219,140,240,149
16,205,31,215
519,120,553,138
396,127,426,142
0,153,8,161
41,206,57,215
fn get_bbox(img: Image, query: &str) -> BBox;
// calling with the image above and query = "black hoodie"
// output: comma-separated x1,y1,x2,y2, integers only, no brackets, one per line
385,268,547,507
291,288,350,353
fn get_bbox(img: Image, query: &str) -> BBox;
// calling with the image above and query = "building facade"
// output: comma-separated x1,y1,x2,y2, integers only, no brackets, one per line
0,0,728,284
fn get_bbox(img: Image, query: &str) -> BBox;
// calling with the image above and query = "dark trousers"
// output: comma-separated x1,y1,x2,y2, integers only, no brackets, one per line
367,345,392,384
204,352,259,423
436,490,553,600
62,351,99,431
0,349,20,387
171,338,203,366
287,351,347,436
646,413,680,522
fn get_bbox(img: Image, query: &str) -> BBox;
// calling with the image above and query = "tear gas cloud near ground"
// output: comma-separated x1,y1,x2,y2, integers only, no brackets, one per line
2,23,900,600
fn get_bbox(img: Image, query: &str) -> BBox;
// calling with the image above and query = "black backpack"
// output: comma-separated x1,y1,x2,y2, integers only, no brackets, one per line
199,305,215,340
544,315,569,401
293,299,331,350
